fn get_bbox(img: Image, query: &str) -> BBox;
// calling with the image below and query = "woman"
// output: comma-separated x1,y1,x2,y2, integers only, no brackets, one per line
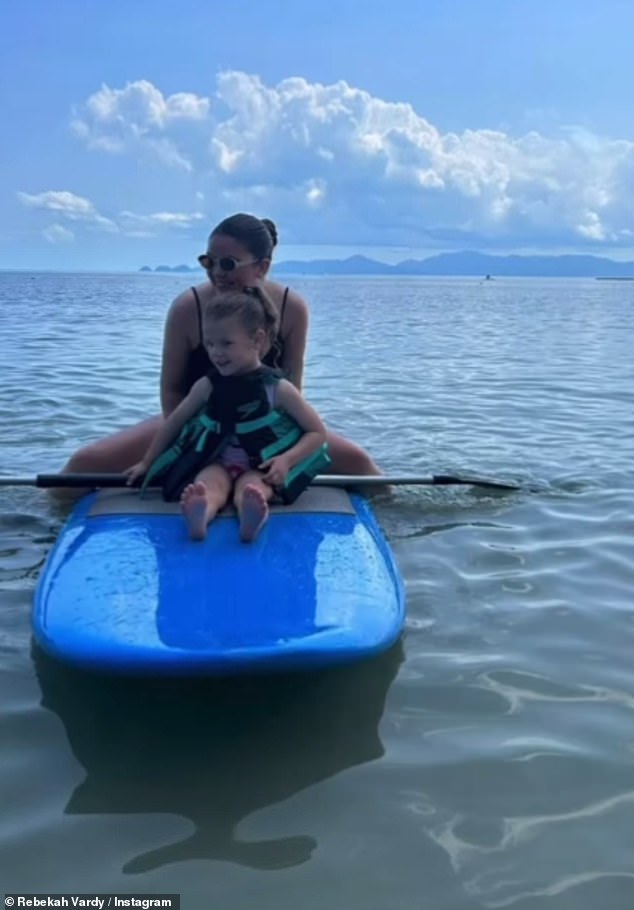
62,213,381,477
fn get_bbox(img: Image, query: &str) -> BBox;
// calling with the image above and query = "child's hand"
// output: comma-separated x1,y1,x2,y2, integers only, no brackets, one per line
124,462,147,486
259,454,291,488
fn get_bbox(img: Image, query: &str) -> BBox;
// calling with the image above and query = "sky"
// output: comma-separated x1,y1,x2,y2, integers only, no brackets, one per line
2,0,634,271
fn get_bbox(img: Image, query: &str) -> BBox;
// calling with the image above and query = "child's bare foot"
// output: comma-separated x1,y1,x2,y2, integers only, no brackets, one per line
238,484,269,542
181,481,211,540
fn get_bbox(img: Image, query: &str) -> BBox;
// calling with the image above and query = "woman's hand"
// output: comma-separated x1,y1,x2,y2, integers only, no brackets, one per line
125,461,148,486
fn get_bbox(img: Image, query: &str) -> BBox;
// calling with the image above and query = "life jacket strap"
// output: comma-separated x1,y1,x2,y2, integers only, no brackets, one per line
195,415,222,453
259,426,303,461
277,442,332,504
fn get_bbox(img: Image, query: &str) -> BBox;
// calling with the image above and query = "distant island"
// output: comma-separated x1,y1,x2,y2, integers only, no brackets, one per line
140,251,634,279
140,264,195,273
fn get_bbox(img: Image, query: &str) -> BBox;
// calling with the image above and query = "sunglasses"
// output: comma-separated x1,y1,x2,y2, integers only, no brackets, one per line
198,253,259,272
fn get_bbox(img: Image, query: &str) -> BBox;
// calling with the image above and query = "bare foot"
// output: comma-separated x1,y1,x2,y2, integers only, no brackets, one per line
181,481,211,540
238,484,269,543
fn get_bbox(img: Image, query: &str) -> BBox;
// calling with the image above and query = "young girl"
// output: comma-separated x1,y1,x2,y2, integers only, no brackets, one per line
125,286,330,543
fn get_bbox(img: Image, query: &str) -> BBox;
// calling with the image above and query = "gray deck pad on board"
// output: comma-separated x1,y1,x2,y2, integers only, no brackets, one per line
88,485,355,518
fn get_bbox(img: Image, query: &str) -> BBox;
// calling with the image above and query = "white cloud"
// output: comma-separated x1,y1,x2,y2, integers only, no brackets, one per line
60,72,634,250
18,190,118,232
576,211,607,241
211,138,244,173
213,75,634,248
42,223,75,244
305,179,325,206
71,80,210,171
144,138,193,171
118,210,206,235
18,190,206,241
77,80,210,127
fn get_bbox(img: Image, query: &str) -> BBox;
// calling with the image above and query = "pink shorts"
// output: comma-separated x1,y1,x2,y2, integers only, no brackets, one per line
224,463,247,481
217,442,251,481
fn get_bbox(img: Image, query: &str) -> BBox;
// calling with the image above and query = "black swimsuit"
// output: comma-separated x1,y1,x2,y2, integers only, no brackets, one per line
180,286,289,395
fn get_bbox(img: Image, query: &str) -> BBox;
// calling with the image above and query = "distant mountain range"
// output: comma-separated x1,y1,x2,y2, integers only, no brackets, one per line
140,251,634,278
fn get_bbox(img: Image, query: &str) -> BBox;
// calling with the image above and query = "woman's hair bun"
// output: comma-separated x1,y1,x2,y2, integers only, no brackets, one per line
260,218,278,248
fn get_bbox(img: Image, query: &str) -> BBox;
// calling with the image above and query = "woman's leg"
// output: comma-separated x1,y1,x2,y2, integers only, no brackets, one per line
180,464,232,540
325,430,382,476
54,415,163,500
233,471,274,542
62,415,163,473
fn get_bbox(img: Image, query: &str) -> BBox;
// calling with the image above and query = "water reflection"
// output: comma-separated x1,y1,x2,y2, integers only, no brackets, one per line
33,640,403,873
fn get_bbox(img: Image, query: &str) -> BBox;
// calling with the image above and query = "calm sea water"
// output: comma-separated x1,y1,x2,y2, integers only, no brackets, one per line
1,271,634,909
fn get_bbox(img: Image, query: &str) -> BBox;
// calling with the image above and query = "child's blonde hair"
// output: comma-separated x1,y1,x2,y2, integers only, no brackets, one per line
204,286,278,347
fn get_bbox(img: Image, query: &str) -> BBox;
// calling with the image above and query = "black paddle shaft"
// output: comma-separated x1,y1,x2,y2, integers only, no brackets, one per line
0,472,526,492
34,472,135,488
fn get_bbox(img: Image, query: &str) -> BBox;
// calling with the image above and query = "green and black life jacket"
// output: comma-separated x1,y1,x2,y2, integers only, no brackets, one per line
141,367,331,503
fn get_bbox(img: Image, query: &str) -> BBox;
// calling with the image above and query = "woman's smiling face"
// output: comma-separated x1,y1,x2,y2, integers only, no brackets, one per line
201,233,268,291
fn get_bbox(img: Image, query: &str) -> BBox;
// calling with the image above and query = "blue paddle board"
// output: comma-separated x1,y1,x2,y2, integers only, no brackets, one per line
33,486,405,674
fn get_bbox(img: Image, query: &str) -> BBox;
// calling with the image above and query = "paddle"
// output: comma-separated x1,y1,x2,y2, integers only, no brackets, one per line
0,472,525,492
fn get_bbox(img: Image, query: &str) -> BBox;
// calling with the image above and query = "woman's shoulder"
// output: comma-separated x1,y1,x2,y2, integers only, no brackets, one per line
163,283,209,346
169,281,208,314
262,279,309,317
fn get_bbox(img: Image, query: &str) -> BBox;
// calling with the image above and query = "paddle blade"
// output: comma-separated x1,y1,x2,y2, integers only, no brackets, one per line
311,474,523,491
430,474,523,491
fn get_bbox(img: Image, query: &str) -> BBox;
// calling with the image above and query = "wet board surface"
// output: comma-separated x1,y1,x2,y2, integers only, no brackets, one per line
33,487,405,675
